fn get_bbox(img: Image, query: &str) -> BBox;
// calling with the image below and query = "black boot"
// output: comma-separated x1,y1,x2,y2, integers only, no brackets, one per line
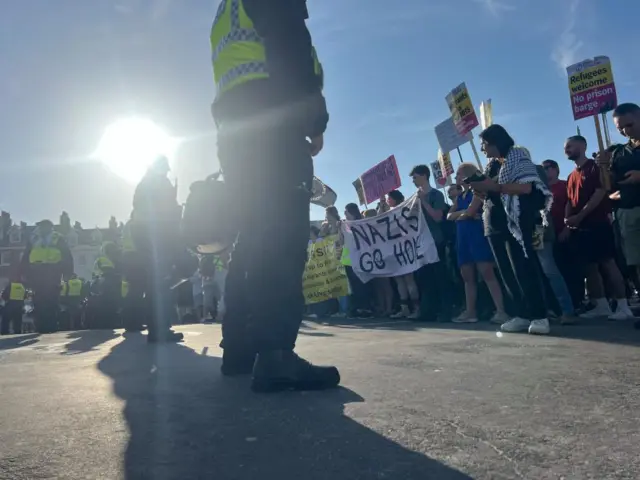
221,349,256,376
147,330,184,343
251,350,340,393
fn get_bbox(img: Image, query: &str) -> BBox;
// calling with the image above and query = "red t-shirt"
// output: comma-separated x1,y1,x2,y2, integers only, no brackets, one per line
566,159,611,227
549,180,568,234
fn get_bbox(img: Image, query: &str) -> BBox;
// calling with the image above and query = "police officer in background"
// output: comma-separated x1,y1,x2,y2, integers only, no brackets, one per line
21,219,73,333
1,276,26,335
210,0,339,392
131,155,183,343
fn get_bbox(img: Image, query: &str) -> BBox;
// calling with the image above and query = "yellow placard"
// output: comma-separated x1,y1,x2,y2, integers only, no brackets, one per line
445,82,479,135
303,235,349,305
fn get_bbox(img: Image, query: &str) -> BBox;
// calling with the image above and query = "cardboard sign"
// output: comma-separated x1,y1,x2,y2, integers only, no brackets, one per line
359,155,402,205
566,56,617,120
435,117,472,154
445,82,479,135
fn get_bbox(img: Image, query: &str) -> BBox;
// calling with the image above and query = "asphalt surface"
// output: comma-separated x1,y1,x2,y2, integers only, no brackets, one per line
0,318,639,480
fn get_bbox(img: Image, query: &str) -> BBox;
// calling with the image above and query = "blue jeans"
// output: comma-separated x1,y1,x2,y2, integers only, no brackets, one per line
537,242,574,315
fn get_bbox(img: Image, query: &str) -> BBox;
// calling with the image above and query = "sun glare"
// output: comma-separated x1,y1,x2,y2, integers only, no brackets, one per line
95,117,178,184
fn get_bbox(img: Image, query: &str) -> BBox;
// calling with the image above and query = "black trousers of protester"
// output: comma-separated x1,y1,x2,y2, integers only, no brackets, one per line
131,223,178,336
488,233,548,321
32,282,61,333
122,251,147,331
345,266,372,315
553,241,584,309
1,303,23,335
418,244,453,322
217,121,312,354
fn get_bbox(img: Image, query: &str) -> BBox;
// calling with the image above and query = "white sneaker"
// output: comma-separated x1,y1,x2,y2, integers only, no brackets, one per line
528,318,551,335
390,311,407,319
500,317,531,333
452,312,478,323
308,314,319,319
407,309,421,320
608,309,634,321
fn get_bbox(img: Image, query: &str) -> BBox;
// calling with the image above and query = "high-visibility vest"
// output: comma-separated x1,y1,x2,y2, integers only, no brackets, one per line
121,280,129,298
29,232,63,265
60,281,67,296
210,0,323,98
93,256,115,277
121,221,136,253
214,257,225,271
67,279,83,297
340,246,352,267
9,282,25,301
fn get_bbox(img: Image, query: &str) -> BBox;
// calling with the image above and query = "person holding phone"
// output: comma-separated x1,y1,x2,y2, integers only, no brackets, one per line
470,125,553,335
448,163,509,325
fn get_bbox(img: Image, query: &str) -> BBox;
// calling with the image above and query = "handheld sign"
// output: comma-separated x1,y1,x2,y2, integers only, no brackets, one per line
341,194,439,283
445,82,479,135
566,56,617,121
434,117,472,154
359,155,402,205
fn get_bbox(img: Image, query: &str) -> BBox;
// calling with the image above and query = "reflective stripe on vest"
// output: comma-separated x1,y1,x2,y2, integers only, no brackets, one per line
67,279,83,297
211,0,323,96
94,256,115,276
9,283,25,301
211,0,268,95
340,246,352,266
29,233,62,264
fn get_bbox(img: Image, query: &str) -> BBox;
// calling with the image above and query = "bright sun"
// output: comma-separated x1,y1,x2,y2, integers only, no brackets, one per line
95,117,178,184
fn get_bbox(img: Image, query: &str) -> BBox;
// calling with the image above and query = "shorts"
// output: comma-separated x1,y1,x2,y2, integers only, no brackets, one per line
617,206,640,266
569,222,616,265
457,223,495,266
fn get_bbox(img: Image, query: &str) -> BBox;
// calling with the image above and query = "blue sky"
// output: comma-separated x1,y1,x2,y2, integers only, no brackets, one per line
1,0,638,225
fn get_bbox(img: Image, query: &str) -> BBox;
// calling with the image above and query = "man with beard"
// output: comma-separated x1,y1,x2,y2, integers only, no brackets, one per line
598,103,640,328
563,135,633,320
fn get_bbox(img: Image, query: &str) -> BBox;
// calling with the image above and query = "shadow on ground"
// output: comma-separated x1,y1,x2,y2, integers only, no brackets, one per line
0,333,40,350
98,336,472,480
63,329,120,355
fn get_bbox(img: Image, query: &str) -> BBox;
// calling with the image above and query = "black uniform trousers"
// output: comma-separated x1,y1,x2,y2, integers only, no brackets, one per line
1,302,23,335
218,121,312,353
132,223,178,336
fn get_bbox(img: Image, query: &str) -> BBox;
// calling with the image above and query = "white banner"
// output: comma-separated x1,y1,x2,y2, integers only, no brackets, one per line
434,117,473,154
341,194,439,283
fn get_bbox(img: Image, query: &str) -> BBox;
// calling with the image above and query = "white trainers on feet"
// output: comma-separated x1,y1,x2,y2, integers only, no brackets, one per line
608,309,634,321
528,318,551,335
500,317,531,333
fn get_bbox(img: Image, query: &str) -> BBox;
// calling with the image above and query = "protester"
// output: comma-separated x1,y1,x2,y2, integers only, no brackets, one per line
448,163,509,324
472,124,552,334
532,162,577,324
319,206,341,237
606,103,640,329
564,135,634,320
340,203,373,317
410,165,453,322
542,159,584,311
382,190,421,319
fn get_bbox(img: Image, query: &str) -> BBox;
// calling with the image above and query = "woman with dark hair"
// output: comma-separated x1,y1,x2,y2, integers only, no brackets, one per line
468,124,553,335
384,191,421,319
339,203,372,317
320,206,341,237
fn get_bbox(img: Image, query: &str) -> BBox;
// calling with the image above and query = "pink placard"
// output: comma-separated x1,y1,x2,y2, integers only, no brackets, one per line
360,155,402,205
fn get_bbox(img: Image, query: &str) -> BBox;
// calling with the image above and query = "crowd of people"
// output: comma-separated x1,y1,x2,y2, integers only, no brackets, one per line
310,104,640,336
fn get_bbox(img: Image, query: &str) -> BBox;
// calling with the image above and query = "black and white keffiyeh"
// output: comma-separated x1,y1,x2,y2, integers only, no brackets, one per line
484,146,553,255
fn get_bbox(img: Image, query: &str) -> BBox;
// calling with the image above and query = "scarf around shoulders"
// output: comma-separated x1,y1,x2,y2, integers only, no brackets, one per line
484,146,553,256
